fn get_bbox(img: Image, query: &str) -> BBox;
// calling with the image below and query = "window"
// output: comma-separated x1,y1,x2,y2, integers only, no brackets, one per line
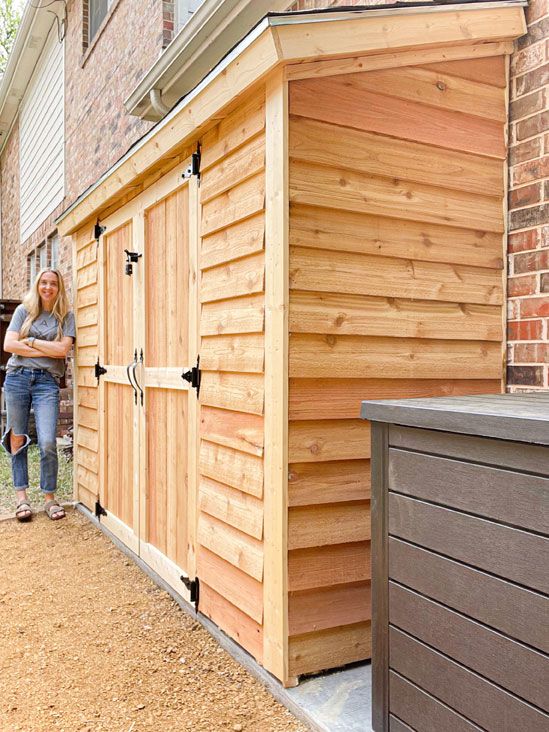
28,253,37,286
88,0,114,44
27,231,60,287
50,233,59,271
175,0,203,32
38,243,47,271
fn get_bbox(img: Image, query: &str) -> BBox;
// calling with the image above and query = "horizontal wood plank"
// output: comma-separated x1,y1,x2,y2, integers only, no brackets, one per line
201,213,264,270
390,628,549,732
390,583,549,711
200,405,263,457
201,252,265,303
290,115,503,195
288,542,371,591
197,546,263,624
200,372,264,415
289,621,371,677
289,378,501,420
290,334,502,380
200,132,265,204
200,334,264,374
289,419,371,462
289,502,370,549
290,160,503,233
289,246,502,305
390,450,549,534
290,291,502,340
290,204,503,269
199,582,263,662
289,581,371,635
201,172,265,237
200,293,265,336
198,513,263,582
389,541,549,656
290,75,505,158
421,55,507,87
389,494,549,594
288,459,370,506
199,476,263,541
199,440,263,499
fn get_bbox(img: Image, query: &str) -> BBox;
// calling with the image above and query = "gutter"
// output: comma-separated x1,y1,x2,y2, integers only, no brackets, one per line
124,0,291,122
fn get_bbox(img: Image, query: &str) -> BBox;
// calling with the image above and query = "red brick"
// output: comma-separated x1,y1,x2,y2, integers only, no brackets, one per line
508,319,543,340
513,343,549,363
520,296,549,317
510,204,549,232
512,41,545,75
506,365,544,386
508,298,521,320
517,17,549,49
515,63,549,96
508,274,538,296
508,228,539,253
526,0,549,23
516,111,549,141
509,182,542,209
513,249,549,274
509,138,541,166
512,156,549,186
510,90,546,121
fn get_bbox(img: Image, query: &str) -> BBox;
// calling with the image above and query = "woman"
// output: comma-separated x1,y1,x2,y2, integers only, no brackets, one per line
2,269,75,521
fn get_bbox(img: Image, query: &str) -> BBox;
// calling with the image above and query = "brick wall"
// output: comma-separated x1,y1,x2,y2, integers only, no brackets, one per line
0,120,21,299
507,0,549,391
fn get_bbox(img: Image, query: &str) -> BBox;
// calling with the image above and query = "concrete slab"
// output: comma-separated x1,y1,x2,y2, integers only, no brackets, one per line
77,503,373,732
286,663,372,732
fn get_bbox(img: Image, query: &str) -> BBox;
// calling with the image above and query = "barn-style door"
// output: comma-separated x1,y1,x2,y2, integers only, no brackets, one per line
98,166,200,602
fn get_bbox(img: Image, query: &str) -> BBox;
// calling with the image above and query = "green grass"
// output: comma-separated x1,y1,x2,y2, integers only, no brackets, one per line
0,444,73,515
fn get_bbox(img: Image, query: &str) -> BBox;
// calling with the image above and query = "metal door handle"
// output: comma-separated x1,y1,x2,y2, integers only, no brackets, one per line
126,349,138,404
132,349,144,406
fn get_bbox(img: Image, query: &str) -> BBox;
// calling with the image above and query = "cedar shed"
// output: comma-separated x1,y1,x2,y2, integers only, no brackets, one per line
57,3,526,687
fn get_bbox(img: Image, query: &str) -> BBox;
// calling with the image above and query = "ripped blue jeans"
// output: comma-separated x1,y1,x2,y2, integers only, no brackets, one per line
2,368,60,493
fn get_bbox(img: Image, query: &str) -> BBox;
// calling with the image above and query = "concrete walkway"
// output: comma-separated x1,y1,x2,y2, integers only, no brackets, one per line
78,504,373,732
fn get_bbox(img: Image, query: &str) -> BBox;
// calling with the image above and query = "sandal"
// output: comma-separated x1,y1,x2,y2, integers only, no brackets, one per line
15,501,32,522
44,500,66,521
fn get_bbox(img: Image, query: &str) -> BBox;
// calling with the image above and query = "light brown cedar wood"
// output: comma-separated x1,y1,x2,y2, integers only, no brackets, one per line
289,621,371,677
199,372,264,415
200,252,265,303
288,419,371,462
421,56,507,87
200,333,264,373
199,440,263,498
198,513,263,582
200,293,265,336
288,502,370,549
199,476,263,540
288,542,371,591
200,405,263,457
201,213,265,270
201,172,265,237
288,459,370,506
288,581,371,635
200,132,265,204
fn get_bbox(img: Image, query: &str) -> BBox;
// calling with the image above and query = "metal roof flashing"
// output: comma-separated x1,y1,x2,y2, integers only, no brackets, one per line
56,1,526,234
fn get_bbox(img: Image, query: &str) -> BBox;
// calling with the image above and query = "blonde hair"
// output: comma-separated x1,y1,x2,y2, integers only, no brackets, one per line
20,269,70,340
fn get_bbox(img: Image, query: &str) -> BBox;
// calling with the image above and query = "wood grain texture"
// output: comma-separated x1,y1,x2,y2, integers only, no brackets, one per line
288,502,370,549
421,55,507,87
199,476,263,541
199,440,263,499
199,582,263,663
290,160,503,233
200,333,264,373
389,583,549,711
201,213,264,270
289,378,501,420
289,246,502,305
390,449,549,534
201,293,265,336
290,334,502,380
200,251,265,304
288,621,371,677
290,204,503,269
288,459,370,506
200,405,263,457
288,419,371,462
389,538,549,653
389,493,549,594
198,512,263,581
200,132,265,204
290,115,503,195
200,372,264,415
290,291,502,340
288,581,371,635
288,542,371,592
290,74,505,158
201,172,265,237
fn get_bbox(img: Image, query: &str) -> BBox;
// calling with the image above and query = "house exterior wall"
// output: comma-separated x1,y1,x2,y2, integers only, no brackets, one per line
0,120,21,299
507,0,549,391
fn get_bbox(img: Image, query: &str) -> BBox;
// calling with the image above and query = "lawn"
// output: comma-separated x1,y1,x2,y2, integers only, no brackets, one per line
0,444,73,515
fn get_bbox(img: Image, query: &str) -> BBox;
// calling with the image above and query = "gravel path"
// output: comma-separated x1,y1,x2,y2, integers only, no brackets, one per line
0,510,307,732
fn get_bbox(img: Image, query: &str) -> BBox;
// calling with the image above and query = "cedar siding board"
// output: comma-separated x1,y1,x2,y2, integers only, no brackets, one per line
287,57,506,678
363,395,549,731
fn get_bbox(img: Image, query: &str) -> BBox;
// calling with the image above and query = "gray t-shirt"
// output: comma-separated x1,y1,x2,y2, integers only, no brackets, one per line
7,305,76,379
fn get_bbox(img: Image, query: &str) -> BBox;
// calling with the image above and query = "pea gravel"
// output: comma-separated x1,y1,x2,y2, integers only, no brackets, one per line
0,510,307,731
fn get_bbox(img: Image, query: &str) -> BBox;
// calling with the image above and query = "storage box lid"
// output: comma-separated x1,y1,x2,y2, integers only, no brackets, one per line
361,393,549,445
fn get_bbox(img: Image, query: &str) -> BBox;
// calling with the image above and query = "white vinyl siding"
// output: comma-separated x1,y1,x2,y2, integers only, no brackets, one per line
19,23,64,243
176,0,203,31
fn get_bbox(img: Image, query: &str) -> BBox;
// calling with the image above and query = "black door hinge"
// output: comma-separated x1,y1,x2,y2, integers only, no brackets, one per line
181,575,199,609
94,222,106,241
95,500,107,520
182,143,201,184
95,359,107,382
182,355,201,396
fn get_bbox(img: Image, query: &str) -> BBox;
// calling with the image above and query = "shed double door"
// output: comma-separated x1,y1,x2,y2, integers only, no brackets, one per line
98,169,199,599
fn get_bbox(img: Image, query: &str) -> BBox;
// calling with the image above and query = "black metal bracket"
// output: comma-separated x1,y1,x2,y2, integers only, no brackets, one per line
95,359,107,382
124,249,142,276
94,222,106,241
182,143,201,184
95,500,107,520
182,355,201,397
180,575,199,609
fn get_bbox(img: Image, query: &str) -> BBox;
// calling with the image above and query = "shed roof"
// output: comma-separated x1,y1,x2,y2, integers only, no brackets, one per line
57,1,526,237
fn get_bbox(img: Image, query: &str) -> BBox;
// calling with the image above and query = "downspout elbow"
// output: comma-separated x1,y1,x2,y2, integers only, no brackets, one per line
149,88,170,117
